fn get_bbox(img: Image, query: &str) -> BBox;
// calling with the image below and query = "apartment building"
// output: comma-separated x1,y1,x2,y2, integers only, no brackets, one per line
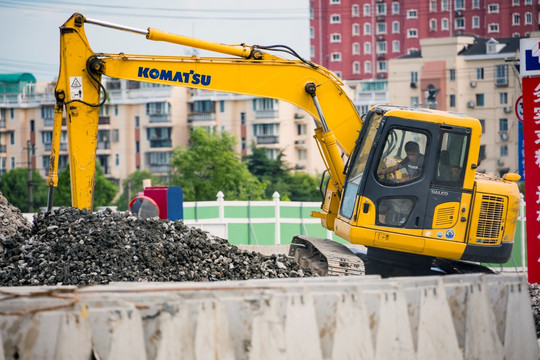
311,0,538,80
0,76,323,192
388,36,521,176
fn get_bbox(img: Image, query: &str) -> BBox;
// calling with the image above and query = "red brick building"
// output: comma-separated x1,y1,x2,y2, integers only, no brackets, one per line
310,0,539,80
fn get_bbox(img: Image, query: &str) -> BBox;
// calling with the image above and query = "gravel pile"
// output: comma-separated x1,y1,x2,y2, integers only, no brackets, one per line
0,194,311,286
0,192,31,253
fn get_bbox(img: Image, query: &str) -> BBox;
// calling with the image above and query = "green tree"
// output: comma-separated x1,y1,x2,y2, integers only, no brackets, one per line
170,128,265,201
245,143,322,201
114,170,161,211
52,163,118,209
0,168,48,212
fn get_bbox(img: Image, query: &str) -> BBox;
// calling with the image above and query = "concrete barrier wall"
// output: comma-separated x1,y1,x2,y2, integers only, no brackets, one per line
0,274,536,359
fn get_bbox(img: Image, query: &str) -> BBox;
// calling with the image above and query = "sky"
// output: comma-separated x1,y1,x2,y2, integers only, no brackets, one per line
0,0,310,82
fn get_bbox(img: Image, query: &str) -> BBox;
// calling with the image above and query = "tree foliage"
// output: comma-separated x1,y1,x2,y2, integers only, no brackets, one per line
169,128,265,201
0,168,48,212
53,163,118,209
245,143,322,201
114,170,162,211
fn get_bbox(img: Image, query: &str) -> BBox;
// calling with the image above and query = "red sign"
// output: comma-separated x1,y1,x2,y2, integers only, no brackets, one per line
523,77,540,283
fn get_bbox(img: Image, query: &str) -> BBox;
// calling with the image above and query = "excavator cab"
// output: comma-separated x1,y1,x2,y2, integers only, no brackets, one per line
308,104,519,275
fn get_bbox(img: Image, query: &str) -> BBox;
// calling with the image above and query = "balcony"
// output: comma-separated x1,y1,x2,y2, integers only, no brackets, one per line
255,109,278,119
99,116,110,125
149,114,172,123
256,135,279,144
43,118,67,127
495,77,508,87
188,112,216,122
44,143,68,151
97,141,110,150
150,139,172,148
148,164,171,173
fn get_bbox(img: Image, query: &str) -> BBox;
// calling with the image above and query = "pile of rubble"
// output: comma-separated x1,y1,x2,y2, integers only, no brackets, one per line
0,192,311,286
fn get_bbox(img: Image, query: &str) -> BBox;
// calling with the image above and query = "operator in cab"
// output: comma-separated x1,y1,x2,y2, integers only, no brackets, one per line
377,141,424,181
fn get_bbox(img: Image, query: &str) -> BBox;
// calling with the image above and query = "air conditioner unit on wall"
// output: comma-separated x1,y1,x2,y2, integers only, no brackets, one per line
469,81,477,88
500,132,508,142
467,101,475,108
503,106,512,113
497,159,505,166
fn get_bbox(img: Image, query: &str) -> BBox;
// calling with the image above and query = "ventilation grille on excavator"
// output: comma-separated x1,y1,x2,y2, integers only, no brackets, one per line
475,195,504,244
433,206,457,228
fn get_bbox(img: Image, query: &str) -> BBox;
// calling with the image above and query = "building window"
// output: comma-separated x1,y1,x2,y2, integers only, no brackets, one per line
392,2,399,14
10,157,15,169
352,42,360,54
115,154,119,166
331,33,342,42
472,16,480,28
488,4,499,13
513,14,520,25
441,0,448,11
377,41,387,53
363,4,370,16
407,29,418,38
376,3,387,15
352,23,360,35
378,61,387,72
495,65,508,86
392,21,400,33
411,71,418,84
429,19,437,31
472,0,479,8
352,4,359,17
500,92,508,104
430,1,437,11
449,69,456,81
335,71,342,79
525,12,532,24
407,10,418,18
365,61,372,73
392,40,400,53
476,94,485,106
330,14,341,23
331,52,342,61
297,124,307,135
450,94,456,107
146,102,170,115
499,118,508,131
441,18,449,30
10,132,14,145
310,27,314,38
353,61,361,74
512,0,519,5
456,18,465,28
297,149,307,161
411,97,420,107
377,22,387,34
500,145,508,157
455,0,464,9
488,23,499,33
364,42,372,54
364,23,371,35
220,101,225,112
525,0,531,4
476,68,484,80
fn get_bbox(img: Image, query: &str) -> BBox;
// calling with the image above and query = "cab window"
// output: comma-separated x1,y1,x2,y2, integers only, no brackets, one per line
434,131,468,187
376,128,428,185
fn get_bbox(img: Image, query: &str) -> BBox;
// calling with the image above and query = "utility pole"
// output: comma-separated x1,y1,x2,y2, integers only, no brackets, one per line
26,140,34,212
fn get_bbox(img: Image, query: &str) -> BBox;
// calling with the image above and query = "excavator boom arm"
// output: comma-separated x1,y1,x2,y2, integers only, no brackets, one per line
51,13,362,210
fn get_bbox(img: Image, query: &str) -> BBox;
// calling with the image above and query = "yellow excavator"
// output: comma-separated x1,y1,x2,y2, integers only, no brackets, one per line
48,13,521,277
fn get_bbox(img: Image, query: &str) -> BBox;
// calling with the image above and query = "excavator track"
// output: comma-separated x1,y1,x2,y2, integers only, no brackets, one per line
288,235,365,276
